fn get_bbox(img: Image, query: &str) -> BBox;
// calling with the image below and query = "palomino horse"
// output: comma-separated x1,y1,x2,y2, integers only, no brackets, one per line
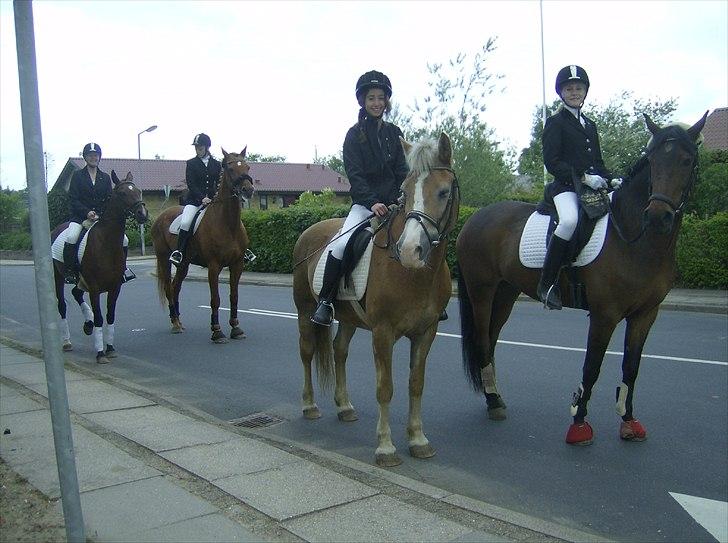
456,113,707,445
151,148,254,343
293,133,459,466
52,171,147,364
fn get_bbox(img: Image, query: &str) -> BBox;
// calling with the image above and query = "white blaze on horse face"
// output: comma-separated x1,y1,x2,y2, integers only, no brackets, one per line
398,171,429,269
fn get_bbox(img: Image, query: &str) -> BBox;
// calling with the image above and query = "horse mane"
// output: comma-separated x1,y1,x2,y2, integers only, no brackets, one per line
406,137,440,174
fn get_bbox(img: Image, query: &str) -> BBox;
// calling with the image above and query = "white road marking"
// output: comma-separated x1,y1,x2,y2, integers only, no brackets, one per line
669,492,728,542
199,306,728,367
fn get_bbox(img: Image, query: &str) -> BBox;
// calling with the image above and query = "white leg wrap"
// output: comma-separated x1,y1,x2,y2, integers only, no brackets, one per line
93,327,104,353
61,319,71,342
105,323,115,347
481,364,498,394
81,302,93,322
616,382,628,416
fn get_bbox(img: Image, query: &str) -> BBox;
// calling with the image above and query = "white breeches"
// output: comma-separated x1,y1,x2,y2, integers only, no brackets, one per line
180,205,199,231
553,191,579,241
65,222,128,246
326,204,371,260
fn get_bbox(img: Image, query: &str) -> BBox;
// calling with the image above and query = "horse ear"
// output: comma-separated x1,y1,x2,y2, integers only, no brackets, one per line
399,136,412,156
687,111,709,142
124,171,133,183
111,170,119,185
221,148,228,157
438,132,452,166
643,113,660,135
240,146,247,158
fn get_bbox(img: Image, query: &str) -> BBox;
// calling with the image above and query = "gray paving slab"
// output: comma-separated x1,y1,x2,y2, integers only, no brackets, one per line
0,361,92,386
0,347,38,365
0,383,44,415
26,378,156,414
126,512,260,543
283,494,475,542
66,477,219,542
0,410,160,498
213,460,379,521
84,405,234,452
160,436,300,480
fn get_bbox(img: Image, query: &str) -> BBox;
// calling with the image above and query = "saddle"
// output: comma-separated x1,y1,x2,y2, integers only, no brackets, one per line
168,206,207,235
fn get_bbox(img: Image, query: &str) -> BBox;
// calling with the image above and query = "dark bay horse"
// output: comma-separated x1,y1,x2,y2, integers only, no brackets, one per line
151,148,254,343
456,113,708,445
52,171,147,363
293,133,459,466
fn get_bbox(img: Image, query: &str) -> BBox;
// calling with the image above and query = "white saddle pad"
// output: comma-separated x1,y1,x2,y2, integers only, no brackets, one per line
313,238,375,301
51,223,94,263
169,207,208,235
519,206,610,269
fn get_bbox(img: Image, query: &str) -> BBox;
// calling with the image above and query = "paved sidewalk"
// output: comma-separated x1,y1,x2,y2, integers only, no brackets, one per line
0,339,611,543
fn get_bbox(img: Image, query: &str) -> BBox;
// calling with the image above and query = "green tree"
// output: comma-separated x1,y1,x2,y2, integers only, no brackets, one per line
687,149,728,217
46,187,69,229
246,153,286,163
292,187,343,208
0,189,26,232
314,153,345,175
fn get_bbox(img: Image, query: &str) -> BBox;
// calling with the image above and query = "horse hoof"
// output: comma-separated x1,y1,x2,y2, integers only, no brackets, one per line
96,354,110,365
565,421,594,446
337,409,358,422
62,342,73,352
230,327,246,339
303,406,321,419
105,347,118,359
487,407,507,421
83,321,93,336
620,419,647,441
375,453,402,468
212,335,228,344
409,443,436,459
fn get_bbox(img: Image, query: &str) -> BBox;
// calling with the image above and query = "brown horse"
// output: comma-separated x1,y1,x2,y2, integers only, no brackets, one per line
456,113,708,445
151,148,254,343
293,133,459,466
52,171,147,363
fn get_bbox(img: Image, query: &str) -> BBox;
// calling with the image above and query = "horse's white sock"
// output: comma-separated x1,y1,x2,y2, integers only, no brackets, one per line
615,382,628,416
81,302,93,322
93,327,104,353
105,323,115,347
61,319,71,342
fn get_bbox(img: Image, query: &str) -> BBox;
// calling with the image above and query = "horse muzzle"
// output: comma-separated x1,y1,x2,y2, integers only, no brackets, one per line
395,221,434,269
135,203,149,225
645,196,676,234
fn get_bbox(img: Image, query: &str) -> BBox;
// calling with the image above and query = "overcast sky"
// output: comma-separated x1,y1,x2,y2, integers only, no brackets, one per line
1,0,726,191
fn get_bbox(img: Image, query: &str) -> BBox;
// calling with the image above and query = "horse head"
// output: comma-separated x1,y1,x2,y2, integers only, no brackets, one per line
395,132,459,269
220,147,255,201
110,170,148,224
642,112,707,233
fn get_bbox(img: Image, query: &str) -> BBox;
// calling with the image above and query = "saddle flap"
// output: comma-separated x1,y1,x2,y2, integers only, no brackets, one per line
312,238,375,301
169,207,208,235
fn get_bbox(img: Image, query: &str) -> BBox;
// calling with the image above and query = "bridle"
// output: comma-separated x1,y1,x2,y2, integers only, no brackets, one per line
102,181,146,222
220,157,253,200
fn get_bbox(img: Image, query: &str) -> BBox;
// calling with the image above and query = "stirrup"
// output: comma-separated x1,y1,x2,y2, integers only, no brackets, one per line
243,248,257,263
169,250,183,265
122,268,136,283
310,300,335,326
63,271,78,285
540,284,562,310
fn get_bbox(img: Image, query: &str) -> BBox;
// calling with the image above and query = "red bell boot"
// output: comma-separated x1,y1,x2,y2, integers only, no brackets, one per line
565,421,594,445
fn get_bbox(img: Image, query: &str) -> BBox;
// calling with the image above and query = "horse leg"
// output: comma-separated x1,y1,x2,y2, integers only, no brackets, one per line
89,291,109,364
228,262,245,339
170,264,189,333
55,269,72,352
372,326,399,467
103,284,121,359
72,286,93,336
407,324,438,459
298,315,321,419
566,313,620,445
616,308,657,442
333,322,358,422
207,264,227,343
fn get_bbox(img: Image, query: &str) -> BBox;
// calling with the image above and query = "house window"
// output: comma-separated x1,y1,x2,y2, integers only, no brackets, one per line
259,194,268,210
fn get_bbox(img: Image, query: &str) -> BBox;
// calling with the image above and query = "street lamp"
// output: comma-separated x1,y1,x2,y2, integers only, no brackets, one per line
136,124,157,255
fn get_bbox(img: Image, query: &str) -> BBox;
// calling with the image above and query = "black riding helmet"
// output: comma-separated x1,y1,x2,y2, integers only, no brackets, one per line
555,65,590,96
192,133,212,147
355,70,392,102
82,142,102,158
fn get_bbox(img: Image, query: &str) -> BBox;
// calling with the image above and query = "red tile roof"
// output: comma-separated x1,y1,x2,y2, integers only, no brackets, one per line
59,158,350,194
702,108,728,151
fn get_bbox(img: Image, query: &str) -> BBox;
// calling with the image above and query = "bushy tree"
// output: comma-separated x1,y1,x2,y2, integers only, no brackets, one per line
687,149,728,217
292,187,343,208
314,153,345,175
0,189,26,232
46,187,69,229
246,153,286,163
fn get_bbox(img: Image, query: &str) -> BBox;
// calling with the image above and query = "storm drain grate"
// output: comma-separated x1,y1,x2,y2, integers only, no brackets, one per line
228,412,285,429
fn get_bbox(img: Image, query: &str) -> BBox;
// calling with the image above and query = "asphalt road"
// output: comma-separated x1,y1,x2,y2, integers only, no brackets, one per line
1,261,726,542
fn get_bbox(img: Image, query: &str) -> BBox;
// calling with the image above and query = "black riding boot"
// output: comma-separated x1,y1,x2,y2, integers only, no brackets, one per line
310,252,343,326
62,241,79,284
169,228,190,266
122,246,136,283
537,234,569,310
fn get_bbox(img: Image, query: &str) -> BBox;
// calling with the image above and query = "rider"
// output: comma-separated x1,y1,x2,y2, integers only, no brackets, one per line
169,133,222,266
310,70,409,326
539,65,621,310
64,143,136,285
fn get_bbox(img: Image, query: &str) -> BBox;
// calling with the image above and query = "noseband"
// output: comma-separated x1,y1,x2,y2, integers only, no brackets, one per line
222,158,253,199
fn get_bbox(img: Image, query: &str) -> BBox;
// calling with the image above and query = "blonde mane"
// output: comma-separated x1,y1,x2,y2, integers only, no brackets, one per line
406,137,439,174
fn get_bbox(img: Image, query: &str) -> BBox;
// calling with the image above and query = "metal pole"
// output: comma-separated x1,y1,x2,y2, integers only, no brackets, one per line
13,2,85,541
137,133,145,256
540,0,548,186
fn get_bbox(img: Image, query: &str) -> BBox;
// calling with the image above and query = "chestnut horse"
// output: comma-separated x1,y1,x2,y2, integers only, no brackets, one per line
293,133,458,466
52,171,147,363
457,113,708,445
151,148,254,343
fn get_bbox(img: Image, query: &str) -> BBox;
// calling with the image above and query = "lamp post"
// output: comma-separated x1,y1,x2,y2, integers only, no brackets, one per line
136,124,157,255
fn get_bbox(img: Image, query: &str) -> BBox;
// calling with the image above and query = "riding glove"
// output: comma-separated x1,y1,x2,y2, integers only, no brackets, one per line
583,174,608,190
610,177,624,190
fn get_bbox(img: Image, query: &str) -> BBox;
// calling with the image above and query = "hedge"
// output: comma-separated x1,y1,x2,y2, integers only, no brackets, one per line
676,212,728,288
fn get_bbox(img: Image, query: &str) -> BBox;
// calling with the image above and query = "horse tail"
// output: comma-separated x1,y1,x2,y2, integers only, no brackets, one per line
458,272,484,391
155,253,171,305
312,324,334,392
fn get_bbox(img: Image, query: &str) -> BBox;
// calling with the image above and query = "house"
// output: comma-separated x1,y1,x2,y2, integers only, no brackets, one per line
702,107,728,151
52,158,351,217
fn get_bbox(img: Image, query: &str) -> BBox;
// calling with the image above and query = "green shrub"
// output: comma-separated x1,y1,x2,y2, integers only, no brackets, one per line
47,188,69,229
0,231,32,250
676,212,728,288
125,214,154,251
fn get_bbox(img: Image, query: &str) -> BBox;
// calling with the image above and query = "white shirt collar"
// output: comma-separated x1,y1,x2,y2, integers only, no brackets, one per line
563,104,586,127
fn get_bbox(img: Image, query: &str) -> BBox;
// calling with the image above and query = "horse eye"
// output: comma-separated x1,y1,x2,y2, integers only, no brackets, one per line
438,189,450,199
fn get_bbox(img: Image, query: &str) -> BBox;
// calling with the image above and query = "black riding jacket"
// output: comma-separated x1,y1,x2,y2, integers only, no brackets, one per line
343,114,409,209
184,155,222,206
542,106,612,195
68,166,112,223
